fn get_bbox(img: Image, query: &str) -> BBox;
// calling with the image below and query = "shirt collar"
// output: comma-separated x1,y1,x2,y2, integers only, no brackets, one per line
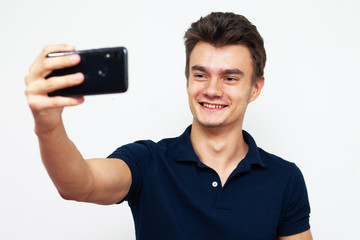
172,125,203,166
173,125,267,171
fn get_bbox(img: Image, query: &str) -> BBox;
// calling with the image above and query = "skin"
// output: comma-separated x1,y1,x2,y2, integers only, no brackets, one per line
25,42,312,239
279,230,313,240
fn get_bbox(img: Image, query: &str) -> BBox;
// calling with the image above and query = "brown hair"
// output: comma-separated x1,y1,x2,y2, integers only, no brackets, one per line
184,12,266,84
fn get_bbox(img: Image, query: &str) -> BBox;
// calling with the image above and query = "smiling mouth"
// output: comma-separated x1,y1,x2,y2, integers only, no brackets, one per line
201,103,227,109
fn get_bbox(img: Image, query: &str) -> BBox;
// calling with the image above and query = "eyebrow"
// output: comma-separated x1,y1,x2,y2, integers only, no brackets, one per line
223,68,244,76
191,65,244,76
191,65,207,72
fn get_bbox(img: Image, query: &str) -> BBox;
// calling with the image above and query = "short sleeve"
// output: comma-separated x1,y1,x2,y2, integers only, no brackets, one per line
277,164,311,236
108,141,154,205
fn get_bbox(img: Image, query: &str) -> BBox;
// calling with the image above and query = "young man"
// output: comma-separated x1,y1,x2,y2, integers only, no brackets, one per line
25,12,312,239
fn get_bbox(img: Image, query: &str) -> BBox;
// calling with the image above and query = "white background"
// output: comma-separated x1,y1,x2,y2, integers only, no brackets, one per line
0,0,359,239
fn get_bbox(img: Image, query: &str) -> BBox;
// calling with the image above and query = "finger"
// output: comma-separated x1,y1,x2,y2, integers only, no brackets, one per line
41,44,76,57
48,96,85,109
26,72,84,95
29,44,75,72
40,53,81,79
28,94,85,111
27,44,78,80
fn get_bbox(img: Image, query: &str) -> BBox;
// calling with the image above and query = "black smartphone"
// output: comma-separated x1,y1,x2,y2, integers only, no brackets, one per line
46,47,128,96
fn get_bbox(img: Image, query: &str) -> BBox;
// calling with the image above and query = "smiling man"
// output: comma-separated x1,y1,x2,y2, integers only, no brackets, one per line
186,42,264,186
25,12,312,240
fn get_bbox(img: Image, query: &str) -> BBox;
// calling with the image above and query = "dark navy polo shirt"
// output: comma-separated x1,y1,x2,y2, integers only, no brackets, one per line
108,125,310,240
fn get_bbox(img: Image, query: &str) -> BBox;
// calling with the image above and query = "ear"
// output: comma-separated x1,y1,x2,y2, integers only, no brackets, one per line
248,76,265,103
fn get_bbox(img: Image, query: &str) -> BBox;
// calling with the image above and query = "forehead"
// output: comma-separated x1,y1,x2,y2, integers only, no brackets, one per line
189,42,253,75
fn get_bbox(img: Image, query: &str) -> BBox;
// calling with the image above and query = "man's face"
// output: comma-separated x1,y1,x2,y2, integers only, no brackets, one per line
187,41,263,129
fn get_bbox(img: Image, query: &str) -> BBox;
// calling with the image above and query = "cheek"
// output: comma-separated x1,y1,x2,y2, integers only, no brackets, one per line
187,81,202,97
225,86,251,104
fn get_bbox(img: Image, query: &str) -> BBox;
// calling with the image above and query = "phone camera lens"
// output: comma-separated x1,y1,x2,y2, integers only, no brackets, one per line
113,51,121,59
98,67,107,77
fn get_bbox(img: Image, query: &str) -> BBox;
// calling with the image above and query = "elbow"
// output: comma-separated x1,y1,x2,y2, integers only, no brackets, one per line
58,191,77,201
56,179,94,202
58,190,89,202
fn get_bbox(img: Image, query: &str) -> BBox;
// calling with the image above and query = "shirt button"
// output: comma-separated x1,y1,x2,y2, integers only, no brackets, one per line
212,181,218,187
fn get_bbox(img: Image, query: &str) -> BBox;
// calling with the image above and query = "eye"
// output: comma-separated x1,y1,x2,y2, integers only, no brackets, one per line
224,76,238,82
193,73,207,80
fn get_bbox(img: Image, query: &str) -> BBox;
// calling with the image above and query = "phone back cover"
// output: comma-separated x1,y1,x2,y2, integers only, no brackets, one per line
47,47,128,96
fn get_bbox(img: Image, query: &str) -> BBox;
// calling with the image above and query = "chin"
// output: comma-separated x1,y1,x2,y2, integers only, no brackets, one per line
196,119,224,128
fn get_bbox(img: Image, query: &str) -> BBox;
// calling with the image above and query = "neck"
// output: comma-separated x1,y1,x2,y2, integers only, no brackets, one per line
190,121,248,185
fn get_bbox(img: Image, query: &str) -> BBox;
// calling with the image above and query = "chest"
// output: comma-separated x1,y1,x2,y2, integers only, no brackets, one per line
131,160,285,240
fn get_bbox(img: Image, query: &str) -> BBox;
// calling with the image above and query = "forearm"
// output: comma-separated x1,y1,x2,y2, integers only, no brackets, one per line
36,120,93,201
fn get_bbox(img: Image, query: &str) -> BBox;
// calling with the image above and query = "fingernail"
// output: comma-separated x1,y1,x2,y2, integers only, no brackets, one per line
70,54,80,63
77,97,85,103
74,73,84,82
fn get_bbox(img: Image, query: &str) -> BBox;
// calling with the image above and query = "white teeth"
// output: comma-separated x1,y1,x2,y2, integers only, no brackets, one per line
203,103,225,109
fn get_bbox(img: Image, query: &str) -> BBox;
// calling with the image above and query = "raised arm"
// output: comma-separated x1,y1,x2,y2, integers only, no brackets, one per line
25,44,131,205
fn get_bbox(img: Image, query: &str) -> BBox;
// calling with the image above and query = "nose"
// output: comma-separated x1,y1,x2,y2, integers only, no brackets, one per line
203,78,223,98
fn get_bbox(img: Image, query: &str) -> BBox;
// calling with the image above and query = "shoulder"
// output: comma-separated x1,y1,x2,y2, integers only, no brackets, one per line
108,139,156,159
256,148,311,234
258,147,301,174
254,147,308,195
108,135,182,160
257,148,309,207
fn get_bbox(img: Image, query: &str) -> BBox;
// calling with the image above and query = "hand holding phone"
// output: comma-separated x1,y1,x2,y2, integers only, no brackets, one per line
46,47,128,96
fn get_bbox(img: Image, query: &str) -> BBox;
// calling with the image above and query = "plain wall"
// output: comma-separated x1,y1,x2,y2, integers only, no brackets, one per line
0,0,359,239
